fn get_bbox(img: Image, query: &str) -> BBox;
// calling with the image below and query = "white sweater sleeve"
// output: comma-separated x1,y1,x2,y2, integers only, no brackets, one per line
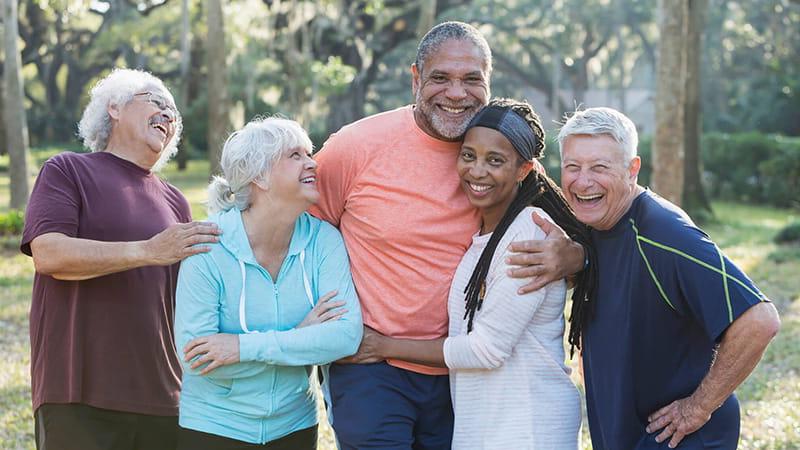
443,211,550,370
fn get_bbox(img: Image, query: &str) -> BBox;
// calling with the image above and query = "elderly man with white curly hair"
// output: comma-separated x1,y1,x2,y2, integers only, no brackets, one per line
21,68,220,450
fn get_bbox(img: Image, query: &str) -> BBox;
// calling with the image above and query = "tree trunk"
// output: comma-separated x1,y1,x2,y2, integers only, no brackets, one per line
177,0,192,170
0,71,6,156
682,0,712,217
551,51,562,119
325,73,368,135
416,0,437,39
653,0,686,205
206,0,229,176
3,0,31,209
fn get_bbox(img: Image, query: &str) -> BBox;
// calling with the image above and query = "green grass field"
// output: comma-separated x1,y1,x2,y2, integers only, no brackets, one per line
0,157,798,449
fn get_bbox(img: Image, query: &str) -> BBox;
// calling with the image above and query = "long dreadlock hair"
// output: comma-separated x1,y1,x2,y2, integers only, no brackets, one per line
461,98,598,357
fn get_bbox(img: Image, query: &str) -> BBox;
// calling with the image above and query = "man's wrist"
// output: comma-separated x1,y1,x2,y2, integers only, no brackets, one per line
131,240,154,266
569,241,586,276
688,389,718,417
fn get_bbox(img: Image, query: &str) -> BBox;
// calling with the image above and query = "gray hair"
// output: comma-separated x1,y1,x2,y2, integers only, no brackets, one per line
77,68,182,172
207,117,313,215
415,21,493,76
557,107,638,162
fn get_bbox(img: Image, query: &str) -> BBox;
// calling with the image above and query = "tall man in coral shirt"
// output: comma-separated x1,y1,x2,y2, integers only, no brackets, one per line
310,21,585,449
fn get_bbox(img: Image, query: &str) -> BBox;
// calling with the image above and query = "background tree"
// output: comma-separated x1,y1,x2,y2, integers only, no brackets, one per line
682,0,712,217
652,0,686,205
206,0,229,175
3,0,31,209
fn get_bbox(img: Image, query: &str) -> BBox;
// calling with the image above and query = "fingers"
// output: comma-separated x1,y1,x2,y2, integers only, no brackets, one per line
199,359,223,375
668,430,687,448
646,415,669,434
185,246,212,257
316,300,346,315
655,424,675,444
517,279,547,294
182,221,222,236
190,352,212,370
531,212,552,233
183,337,206,357
318,290,339,303
319,308,348,323
647,404,672,429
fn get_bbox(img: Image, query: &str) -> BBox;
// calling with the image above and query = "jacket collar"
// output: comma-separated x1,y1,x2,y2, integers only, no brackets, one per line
213,208,315,264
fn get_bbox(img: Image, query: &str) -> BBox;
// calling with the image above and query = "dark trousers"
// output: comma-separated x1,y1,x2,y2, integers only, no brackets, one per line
176,426,317,450
329,362,454,450
35,403,178,450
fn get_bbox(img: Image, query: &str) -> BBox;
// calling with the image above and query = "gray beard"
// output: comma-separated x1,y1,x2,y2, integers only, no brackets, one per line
416,92,480,140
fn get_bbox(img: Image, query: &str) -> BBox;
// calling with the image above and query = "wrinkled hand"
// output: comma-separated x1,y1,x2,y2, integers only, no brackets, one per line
298,290,347,328
143,221,221,265
646,397,712,448
183,333,239,375
337,326,385,364
506,212,584,294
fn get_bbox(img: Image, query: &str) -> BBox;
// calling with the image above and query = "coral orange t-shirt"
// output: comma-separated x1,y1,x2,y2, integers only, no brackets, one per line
311,106,480,375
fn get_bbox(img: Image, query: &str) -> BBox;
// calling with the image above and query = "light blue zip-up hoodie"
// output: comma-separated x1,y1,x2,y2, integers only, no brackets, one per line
175,208,362,444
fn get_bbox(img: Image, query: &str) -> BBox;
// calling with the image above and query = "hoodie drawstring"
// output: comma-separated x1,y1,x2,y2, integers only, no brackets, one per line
238,250,314,333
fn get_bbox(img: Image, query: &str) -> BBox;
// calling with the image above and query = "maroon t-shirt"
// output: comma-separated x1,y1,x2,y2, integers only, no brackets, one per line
21,151,191,416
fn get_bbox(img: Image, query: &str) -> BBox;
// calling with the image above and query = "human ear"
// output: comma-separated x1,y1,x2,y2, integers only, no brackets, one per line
411,63,421,97
628,156,641,179
107,102,121,120
251,177,270,192
517,161,534,182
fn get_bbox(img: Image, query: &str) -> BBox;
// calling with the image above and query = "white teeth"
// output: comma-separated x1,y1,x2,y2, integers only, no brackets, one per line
469,183,492,192
301,176,316,184
151,124,167,135
441,106,467,114
576,193,603,201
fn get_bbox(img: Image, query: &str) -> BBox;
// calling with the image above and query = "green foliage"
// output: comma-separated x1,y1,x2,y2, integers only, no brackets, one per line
0,210,24,236
775,221,800,244
702,133,800,208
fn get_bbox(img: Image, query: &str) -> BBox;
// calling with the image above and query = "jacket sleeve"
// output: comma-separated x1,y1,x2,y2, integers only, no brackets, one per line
443,217,554,369
238,226,363,366
175,252,271,379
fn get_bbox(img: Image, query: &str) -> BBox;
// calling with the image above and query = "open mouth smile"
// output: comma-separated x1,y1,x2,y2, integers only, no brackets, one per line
574,193,603,203
149,117,170,138
465,181,493,196
300,176,316,184
438,105,470,115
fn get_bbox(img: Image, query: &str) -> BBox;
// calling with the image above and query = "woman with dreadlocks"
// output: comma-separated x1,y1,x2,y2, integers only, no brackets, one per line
354,98,597,449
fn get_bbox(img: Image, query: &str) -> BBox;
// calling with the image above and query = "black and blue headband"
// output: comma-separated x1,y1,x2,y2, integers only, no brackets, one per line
465,105,539,161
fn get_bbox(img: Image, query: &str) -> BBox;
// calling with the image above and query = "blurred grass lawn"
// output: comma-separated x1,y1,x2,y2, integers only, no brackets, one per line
0,155,798,449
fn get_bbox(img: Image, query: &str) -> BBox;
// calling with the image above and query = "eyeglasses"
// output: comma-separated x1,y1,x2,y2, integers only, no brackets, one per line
133,92,178,116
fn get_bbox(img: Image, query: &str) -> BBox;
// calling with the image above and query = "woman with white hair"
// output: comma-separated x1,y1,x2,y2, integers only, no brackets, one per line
174,117,363,449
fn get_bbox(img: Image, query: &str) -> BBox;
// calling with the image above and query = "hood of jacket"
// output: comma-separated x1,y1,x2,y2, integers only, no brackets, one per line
210,207,317,265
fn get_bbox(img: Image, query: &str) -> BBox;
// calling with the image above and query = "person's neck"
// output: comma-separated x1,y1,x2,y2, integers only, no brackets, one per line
104,136,157,171
478,189,517,235
241,199,302,255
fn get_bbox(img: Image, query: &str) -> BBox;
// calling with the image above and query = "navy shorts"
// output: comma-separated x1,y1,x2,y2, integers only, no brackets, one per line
329,362,453,450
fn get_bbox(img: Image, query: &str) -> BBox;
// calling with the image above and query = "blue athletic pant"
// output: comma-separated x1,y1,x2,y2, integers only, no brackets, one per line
329,362,453,450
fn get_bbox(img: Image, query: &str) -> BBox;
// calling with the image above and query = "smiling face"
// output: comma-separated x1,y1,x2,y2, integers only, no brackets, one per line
260,146,319,208
109,85,178,164
412,39,490,141
458,127,532,233
560,134,641,230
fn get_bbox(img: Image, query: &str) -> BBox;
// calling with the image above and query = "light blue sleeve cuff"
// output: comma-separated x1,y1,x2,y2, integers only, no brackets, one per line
239,332,274,362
